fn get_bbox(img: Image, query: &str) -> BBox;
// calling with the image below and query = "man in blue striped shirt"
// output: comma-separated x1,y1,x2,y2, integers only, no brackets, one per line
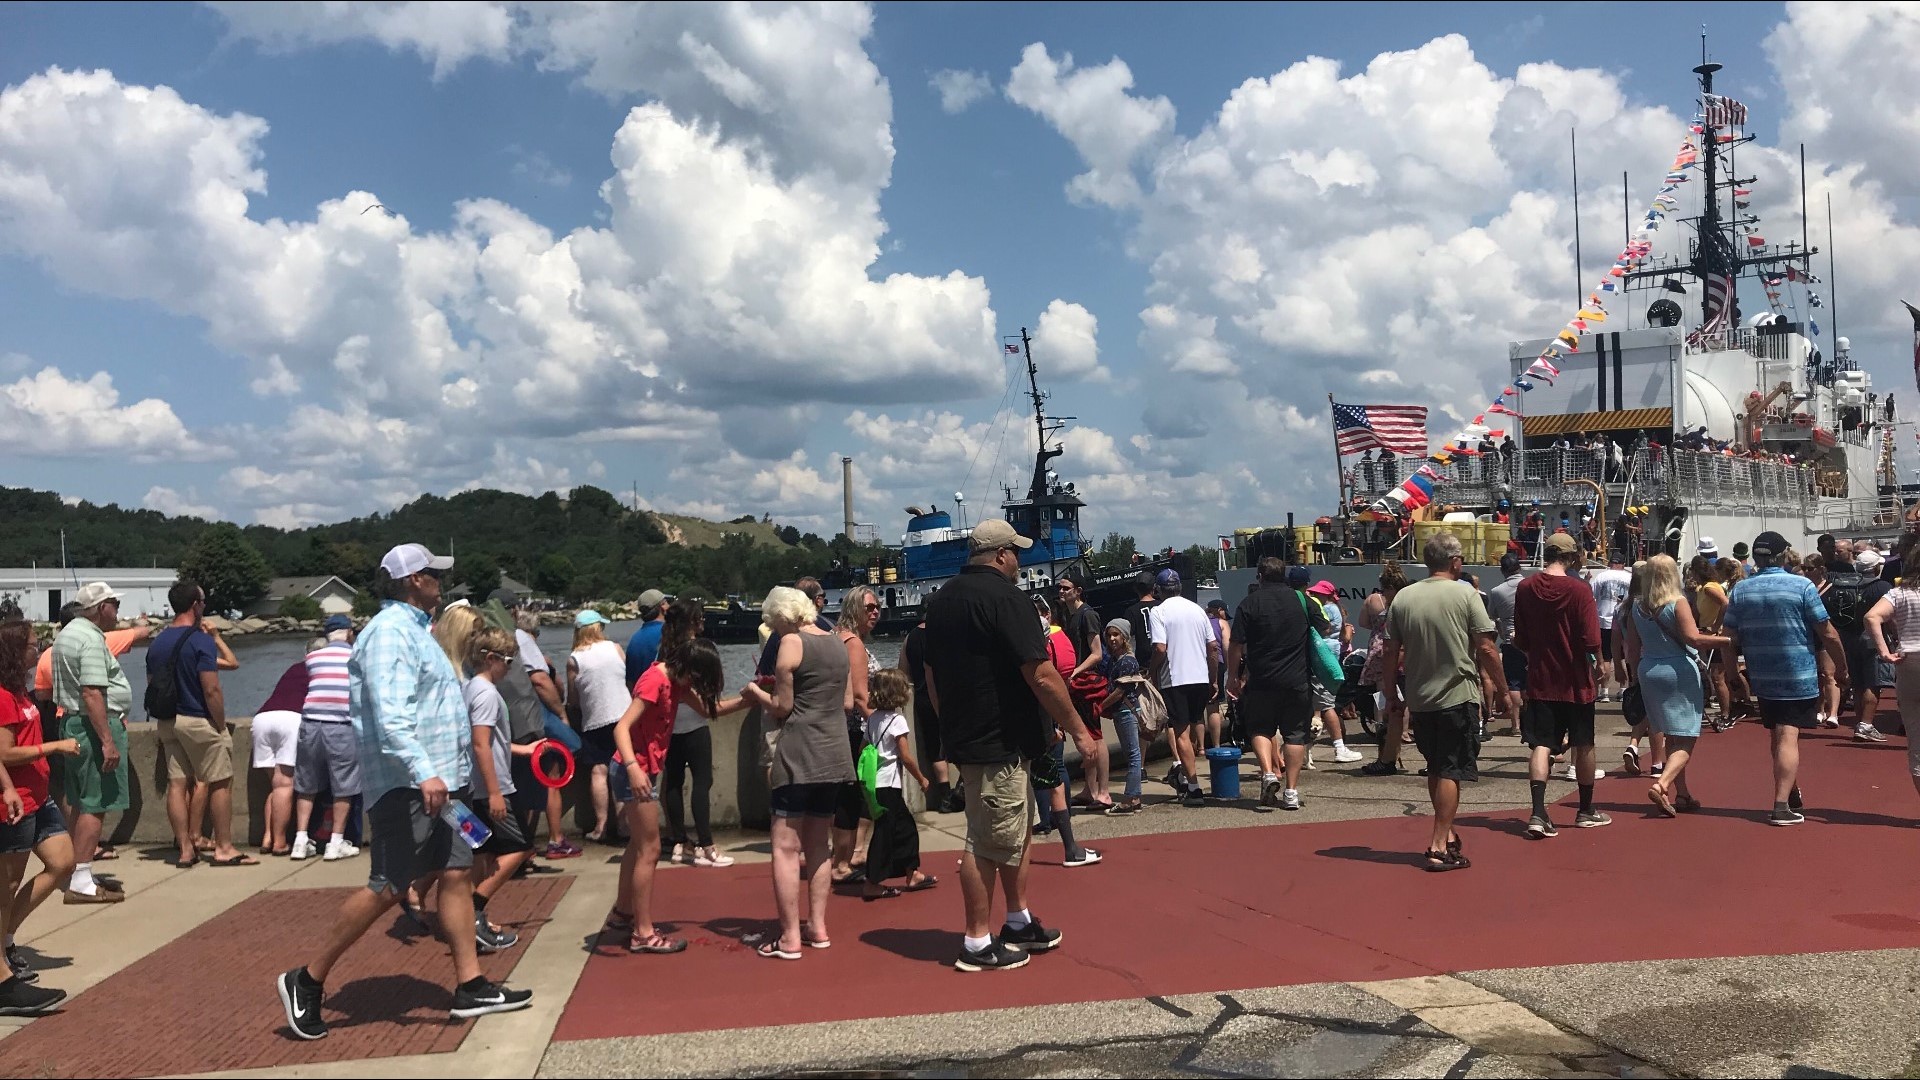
1723,531,1849,826
276,544,532,1040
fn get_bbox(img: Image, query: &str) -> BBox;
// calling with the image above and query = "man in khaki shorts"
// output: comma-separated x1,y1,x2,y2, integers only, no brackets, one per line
924,520,1097,972
146,582,255,867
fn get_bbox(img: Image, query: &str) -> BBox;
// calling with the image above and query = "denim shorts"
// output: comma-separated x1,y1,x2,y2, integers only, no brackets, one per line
0,803,66,855
610,761,661,803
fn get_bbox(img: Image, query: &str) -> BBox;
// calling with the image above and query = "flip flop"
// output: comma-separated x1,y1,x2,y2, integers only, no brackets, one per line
173,854,200,869
1648,786,1677,817
902,875,939,892
862,886,903,902
209,854,259,867
93,845,118,861
757,941,802,961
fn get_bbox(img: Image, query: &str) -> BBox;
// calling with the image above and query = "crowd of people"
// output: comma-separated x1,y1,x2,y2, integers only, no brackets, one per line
1,516,1913,1025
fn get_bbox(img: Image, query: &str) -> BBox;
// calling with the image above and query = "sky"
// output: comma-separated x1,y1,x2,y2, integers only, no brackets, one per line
2,1,1918,549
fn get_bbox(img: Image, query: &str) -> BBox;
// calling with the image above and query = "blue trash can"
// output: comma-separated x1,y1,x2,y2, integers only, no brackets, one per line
1205,746,1243,800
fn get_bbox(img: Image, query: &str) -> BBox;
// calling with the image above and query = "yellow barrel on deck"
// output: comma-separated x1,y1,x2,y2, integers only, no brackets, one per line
1480,521,1512,563
1293,524,1318,564
1413,520,1481,562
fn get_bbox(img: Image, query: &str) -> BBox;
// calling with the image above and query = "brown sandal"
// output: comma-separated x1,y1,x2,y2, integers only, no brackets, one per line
1648,786,1677,818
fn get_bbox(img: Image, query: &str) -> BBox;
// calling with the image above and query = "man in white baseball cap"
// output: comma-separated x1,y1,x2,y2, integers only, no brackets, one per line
277,542,532,1038
379,543,454,580
1697,537,1719,559
50,582,130,905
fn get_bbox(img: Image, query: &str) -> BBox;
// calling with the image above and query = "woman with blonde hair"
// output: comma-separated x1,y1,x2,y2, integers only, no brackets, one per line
432,601,483,676
1621,554,1729,816
830,585,880,884
568,611,632,844
1864,538,1920,798
742,586,852,959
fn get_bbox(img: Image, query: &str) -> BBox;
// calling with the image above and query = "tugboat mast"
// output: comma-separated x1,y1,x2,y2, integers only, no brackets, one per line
1019,327,1073,501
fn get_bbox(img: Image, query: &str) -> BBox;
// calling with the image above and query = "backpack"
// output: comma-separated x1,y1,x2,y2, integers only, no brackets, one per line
144,630,194,721
1117,675,1170,737
1825,572,1869,633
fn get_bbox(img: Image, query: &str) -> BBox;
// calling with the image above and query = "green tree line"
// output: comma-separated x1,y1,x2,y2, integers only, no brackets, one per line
0,485,886,610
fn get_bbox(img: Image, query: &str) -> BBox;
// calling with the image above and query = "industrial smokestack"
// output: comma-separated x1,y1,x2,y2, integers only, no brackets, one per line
842,456,855,541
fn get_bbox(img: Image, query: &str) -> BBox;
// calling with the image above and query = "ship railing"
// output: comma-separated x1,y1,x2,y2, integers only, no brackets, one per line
1685,326,1798,362
1815,494,1905,534
1667,448,1815,516
1350,448,1640,505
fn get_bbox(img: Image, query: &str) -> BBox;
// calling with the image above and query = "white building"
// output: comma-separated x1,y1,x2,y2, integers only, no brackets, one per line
0,568,178,622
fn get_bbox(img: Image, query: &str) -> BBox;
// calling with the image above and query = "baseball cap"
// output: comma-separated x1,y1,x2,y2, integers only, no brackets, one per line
1855,549,1886,573
74,582,122,609
968,519,1033,554
1750,532,1789,559
1284,565,1309,587
637,589,667,609
1156,568,1183,589
574,609,608,628
1697,537,1719,556
380,543,454,579
1306,580,1337,598
1544,533,1579,554
322,614,353,632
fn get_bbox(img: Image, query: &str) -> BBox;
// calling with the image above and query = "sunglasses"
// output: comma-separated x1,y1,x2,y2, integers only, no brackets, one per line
863,602,881,611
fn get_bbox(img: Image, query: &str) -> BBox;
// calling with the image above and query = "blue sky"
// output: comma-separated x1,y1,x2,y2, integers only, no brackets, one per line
0,2,1911,548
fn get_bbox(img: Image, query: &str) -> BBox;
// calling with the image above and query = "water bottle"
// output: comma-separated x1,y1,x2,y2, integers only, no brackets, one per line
440,799,491,849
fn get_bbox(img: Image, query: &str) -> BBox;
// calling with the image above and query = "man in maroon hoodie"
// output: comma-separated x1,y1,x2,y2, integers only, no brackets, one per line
1513,533,1608,837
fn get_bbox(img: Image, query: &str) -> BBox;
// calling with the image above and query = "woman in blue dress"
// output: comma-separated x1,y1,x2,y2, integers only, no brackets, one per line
1621,554,1730,817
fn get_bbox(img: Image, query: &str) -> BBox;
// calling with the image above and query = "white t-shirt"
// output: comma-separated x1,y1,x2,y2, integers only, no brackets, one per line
463,676,515,797
516,629,550,674
571,638,630,732
1149,594,1214,689
864,709,909,789
672,700,708,735
1588,568,1633,629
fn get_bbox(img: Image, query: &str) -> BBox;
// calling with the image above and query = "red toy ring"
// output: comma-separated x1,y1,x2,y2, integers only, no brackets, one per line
530,739,576,789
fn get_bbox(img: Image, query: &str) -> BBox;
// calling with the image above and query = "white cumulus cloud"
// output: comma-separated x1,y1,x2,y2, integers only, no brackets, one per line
142,486,219,519
930,69,993,114
0,365,221,462
1030,299,1102,380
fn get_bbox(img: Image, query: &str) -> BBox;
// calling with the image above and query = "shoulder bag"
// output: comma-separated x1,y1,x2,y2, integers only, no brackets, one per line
1297,592,1346,689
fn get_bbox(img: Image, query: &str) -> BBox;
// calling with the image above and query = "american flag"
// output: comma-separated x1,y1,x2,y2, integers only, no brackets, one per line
1687,272,1737,346
1004,343,1022,355
1704,93,1748,128
1333,401,1428,456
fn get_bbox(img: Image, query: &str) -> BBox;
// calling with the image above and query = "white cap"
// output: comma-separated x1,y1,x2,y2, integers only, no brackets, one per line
1697,537,1719,556
380,543,454,579
1856,549,1886,573
74,582,122,610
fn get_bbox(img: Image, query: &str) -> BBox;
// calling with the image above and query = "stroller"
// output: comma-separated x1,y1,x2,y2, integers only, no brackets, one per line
1334,650,1377,737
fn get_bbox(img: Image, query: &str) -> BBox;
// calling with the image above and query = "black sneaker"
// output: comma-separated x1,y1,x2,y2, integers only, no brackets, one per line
953,938,1031,972
6,946,36,984
1526,815,1558,839
1182,787,1206,808
0,977,64,1016
1359,760,1401,776
999,918,1063,953
276,967,328,1040
450,979,533,1019
1769,808,1806,826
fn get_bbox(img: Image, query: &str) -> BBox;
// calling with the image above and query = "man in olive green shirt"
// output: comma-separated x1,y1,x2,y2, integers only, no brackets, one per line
1381,533,1507,872
51,583,131,902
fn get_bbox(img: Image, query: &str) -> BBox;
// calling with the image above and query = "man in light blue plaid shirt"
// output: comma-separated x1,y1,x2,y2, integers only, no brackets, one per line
277,544,532,1040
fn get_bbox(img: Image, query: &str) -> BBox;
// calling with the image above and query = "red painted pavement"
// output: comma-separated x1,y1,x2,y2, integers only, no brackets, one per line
555,722,1920,1042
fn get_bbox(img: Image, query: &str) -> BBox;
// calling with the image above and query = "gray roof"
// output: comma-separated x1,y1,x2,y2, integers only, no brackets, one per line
264,576,358,598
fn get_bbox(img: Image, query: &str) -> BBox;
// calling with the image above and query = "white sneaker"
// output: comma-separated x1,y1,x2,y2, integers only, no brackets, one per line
1332,746,1363,763
694,847,735,868
1281,789,1302,811
1599,690,1611,703
323,840,359,861
290,838,318,861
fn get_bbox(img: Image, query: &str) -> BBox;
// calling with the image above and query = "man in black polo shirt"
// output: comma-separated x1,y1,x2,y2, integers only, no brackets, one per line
926,519,1096,973
1227,558,1328,810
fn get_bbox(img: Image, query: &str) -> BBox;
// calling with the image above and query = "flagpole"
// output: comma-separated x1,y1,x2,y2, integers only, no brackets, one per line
1328,394,1349,519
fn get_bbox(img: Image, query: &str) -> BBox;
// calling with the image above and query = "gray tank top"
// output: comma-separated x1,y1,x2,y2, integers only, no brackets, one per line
771,632,855,788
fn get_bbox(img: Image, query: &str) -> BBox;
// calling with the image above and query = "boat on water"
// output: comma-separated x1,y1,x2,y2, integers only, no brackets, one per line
1223,59,1913,623
701,330,1204,643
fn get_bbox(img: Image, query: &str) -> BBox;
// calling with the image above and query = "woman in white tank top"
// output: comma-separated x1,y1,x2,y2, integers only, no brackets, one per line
569,612,632,843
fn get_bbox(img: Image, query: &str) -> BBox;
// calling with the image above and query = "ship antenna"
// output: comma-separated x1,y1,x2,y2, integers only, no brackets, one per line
1019,326,1074,501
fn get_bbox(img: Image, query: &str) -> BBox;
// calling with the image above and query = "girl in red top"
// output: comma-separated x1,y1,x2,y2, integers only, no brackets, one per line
0,619,72,1013
607,637,736,955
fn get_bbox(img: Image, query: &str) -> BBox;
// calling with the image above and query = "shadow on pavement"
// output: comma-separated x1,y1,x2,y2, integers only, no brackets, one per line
858,926,953,964
1313,845,1426,867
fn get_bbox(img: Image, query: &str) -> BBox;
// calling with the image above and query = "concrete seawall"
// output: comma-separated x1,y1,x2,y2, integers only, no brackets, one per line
95,707,1167,846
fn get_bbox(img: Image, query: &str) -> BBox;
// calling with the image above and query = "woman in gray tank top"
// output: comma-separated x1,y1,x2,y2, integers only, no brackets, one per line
742,587,852,960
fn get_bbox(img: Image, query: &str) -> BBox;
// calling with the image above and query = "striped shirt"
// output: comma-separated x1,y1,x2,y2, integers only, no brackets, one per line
1723,567,1829,701
302,642,354,723
350,600,471,802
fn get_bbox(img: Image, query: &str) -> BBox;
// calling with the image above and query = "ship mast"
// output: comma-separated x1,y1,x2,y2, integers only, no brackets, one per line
1019,327,1073,501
